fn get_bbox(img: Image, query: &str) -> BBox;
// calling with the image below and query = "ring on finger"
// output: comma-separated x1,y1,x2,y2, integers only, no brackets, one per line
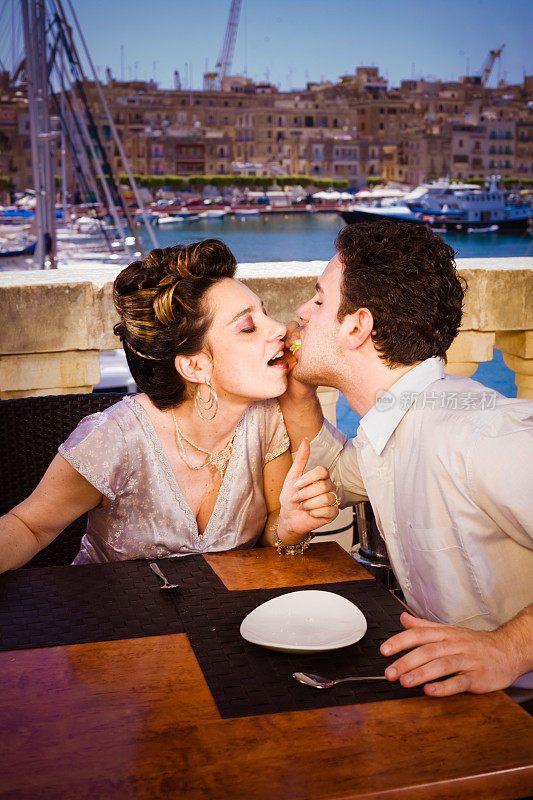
327,491,340,507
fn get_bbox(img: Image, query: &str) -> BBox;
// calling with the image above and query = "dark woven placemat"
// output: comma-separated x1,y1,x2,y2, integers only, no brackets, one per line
179,579,423,718
0,555,224,651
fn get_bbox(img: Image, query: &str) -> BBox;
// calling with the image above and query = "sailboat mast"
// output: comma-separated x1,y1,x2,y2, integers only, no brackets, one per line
21,0,57,268
63,0,158,251
60,41,68,224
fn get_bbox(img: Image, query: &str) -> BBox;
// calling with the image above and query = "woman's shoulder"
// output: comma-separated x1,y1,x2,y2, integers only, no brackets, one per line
244,399,289,462
61,396,139,448
243,398,283,430
58,398,139,500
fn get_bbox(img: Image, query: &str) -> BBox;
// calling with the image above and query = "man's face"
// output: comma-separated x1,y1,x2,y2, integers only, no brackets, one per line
292,254,344,386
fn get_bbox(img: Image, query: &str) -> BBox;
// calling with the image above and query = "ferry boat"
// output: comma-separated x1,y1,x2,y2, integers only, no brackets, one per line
341,177,532,233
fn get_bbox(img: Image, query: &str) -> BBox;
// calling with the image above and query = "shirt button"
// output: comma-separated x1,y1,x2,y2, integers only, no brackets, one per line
404,579,411,590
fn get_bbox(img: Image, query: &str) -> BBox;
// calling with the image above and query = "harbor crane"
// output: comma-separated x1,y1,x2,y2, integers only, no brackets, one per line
203,0,242,90
481,45,505,87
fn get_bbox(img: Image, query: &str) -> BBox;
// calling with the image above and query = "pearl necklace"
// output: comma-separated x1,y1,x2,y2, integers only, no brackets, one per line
171,409,235,475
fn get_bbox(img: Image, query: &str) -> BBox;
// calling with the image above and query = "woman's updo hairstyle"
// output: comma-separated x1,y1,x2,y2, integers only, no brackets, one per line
113,239,237,409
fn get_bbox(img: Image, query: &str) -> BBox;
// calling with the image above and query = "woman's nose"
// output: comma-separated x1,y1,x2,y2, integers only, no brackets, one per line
268,318,286,340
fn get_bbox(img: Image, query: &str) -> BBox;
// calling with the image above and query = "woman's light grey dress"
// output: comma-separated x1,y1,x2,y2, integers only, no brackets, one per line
58,395,289,563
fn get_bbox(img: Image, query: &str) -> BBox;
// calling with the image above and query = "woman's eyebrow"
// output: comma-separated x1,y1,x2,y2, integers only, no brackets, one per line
228,301,265,326
228,306,255,326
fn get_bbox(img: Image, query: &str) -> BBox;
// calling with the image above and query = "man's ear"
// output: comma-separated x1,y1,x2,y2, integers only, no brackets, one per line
174,351,212,385
339,308,374,351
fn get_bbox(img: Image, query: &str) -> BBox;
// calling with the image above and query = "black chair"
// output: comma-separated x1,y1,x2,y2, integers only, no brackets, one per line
352,501,397,590
0,393,125,568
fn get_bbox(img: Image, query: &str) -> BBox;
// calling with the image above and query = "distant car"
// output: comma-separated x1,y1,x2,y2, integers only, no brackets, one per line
93,350,136,394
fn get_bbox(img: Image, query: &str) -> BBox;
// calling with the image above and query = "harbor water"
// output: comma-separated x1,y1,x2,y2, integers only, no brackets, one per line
139,210,533,262
139,211,525,437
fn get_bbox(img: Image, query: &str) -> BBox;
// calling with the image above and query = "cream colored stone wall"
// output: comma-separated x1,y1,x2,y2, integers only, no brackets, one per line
0,257,532,399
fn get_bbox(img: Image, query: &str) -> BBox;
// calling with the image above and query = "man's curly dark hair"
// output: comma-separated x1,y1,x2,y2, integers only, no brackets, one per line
335,221,466,367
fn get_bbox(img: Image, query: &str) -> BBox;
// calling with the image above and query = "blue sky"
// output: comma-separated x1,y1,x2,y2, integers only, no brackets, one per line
69,0,532,90
9,0,531,91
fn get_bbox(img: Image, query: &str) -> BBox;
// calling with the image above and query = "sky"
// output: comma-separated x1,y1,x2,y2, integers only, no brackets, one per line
2,0,532,91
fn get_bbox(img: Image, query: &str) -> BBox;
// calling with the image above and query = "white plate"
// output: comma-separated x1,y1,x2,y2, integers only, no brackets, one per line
240,590,367,653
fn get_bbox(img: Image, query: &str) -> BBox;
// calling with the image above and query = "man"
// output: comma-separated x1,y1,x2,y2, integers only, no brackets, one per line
280,220,533,697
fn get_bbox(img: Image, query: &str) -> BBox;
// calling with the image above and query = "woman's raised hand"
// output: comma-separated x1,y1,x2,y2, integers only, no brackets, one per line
277,439,339,543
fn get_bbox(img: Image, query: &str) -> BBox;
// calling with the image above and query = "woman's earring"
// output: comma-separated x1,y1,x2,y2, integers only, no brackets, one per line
194,379,218,421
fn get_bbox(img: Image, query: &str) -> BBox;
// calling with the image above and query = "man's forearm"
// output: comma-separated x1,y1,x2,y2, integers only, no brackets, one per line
495,603,533,680
278,390,324,451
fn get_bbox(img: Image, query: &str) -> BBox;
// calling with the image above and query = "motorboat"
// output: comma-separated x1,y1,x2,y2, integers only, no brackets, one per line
199,209,227,219
342,177,532,233
0,240,36,258
404,176,532,232
155,214,186,225
232,207,261,216
340,203,423,225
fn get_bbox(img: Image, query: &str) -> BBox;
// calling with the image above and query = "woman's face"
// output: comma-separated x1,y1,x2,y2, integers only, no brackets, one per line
203,278,288,403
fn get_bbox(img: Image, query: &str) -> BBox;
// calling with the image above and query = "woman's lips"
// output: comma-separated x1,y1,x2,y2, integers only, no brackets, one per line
267,350,288,369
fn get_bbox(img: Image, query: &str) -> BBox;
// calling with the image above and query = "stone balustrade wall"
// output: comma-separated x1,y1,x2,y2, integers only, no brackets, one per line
1,257,532,399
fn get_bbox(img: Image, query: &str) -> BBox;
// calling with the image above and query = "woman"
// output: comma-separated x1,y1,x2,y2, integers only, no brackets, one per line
0,239,338,570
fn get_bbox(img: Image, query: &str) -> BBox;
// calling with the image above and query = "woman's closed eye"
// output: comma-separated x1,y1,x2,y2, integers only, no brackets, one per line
240,317,256,333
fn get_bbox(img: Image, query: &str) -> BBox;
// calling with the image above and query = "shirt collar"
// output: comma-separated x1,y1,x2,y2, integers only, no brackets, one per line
360,357,445,455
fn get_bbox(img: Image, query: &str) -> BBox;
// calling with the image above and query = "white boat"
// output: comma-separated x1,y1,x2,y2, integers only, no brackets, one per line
403,176,532,232
156,215,186,225
343,177,531,233
199,209,227,219
233,208,261,216
467,224,500,234
341,203,421,225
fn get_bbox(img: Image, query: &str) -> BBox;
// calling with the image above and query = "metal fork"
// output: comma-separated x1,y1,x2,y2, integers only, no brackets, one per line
149,562,180,590
293,671,388,689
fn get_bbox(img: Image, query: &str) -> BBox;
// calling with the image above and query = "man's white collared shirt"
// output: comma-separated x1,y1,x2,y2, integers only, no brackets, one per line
310,357,533,632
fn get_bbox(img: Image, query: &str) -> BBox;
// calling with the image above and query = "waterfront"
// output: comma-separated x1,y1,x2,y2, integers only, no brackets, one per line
139,212,533,262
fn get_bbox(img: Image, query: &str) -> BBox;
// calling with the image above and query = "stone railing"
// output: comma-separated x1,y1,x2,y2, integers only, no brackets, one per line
1,257,532,400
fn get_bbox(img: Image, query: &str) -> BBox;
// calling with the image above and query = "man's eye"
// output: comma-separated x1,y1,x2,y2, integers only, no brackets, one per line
241,325,256,333
314,300,322,306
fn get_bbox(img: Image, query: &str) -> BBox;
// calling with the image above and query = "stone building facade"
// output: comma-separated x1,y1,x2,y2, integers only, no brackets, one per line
1,65,532,194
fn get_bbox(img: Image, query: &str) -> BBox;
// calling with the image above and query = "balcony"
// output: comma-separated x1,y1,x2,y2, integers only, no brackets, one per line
1,259,532,401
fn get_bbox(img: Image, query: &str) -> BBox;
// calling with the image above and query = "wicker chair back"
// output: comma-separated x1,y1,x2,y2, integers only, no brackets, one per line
0,393,125,568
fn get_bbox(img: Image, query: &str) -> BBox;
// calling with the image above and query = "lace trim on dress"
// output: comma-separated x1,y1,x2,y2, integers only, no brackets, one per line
264,432,290,464
200,411,246,543
263,400,290,464
58,443,117,501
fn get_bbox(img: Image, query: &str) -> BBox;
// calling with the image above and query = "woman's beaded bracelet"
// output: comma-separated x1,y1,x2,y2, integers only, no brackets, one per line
271,522,314,556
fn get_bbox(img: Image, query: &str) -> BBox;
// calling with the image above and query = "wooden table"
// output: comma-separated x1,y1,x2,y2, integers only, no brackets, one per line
1,542,532,800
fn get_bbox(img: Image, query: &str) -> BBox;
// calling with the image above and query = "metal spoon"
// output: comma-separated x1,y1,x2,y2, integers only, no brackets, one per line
149,562,180,590
293,671,388,689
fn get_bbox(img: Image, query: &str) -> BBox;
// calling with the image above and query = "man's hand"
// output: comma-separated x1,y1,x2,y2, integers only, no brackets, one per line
380,611,526,696
277,439,339,543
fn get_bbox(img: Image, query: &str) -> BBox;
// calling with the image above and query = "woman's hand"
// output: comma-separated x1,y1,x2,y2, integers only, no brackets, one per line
279,321,324,450
277,439,339,543
281,321,317,402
